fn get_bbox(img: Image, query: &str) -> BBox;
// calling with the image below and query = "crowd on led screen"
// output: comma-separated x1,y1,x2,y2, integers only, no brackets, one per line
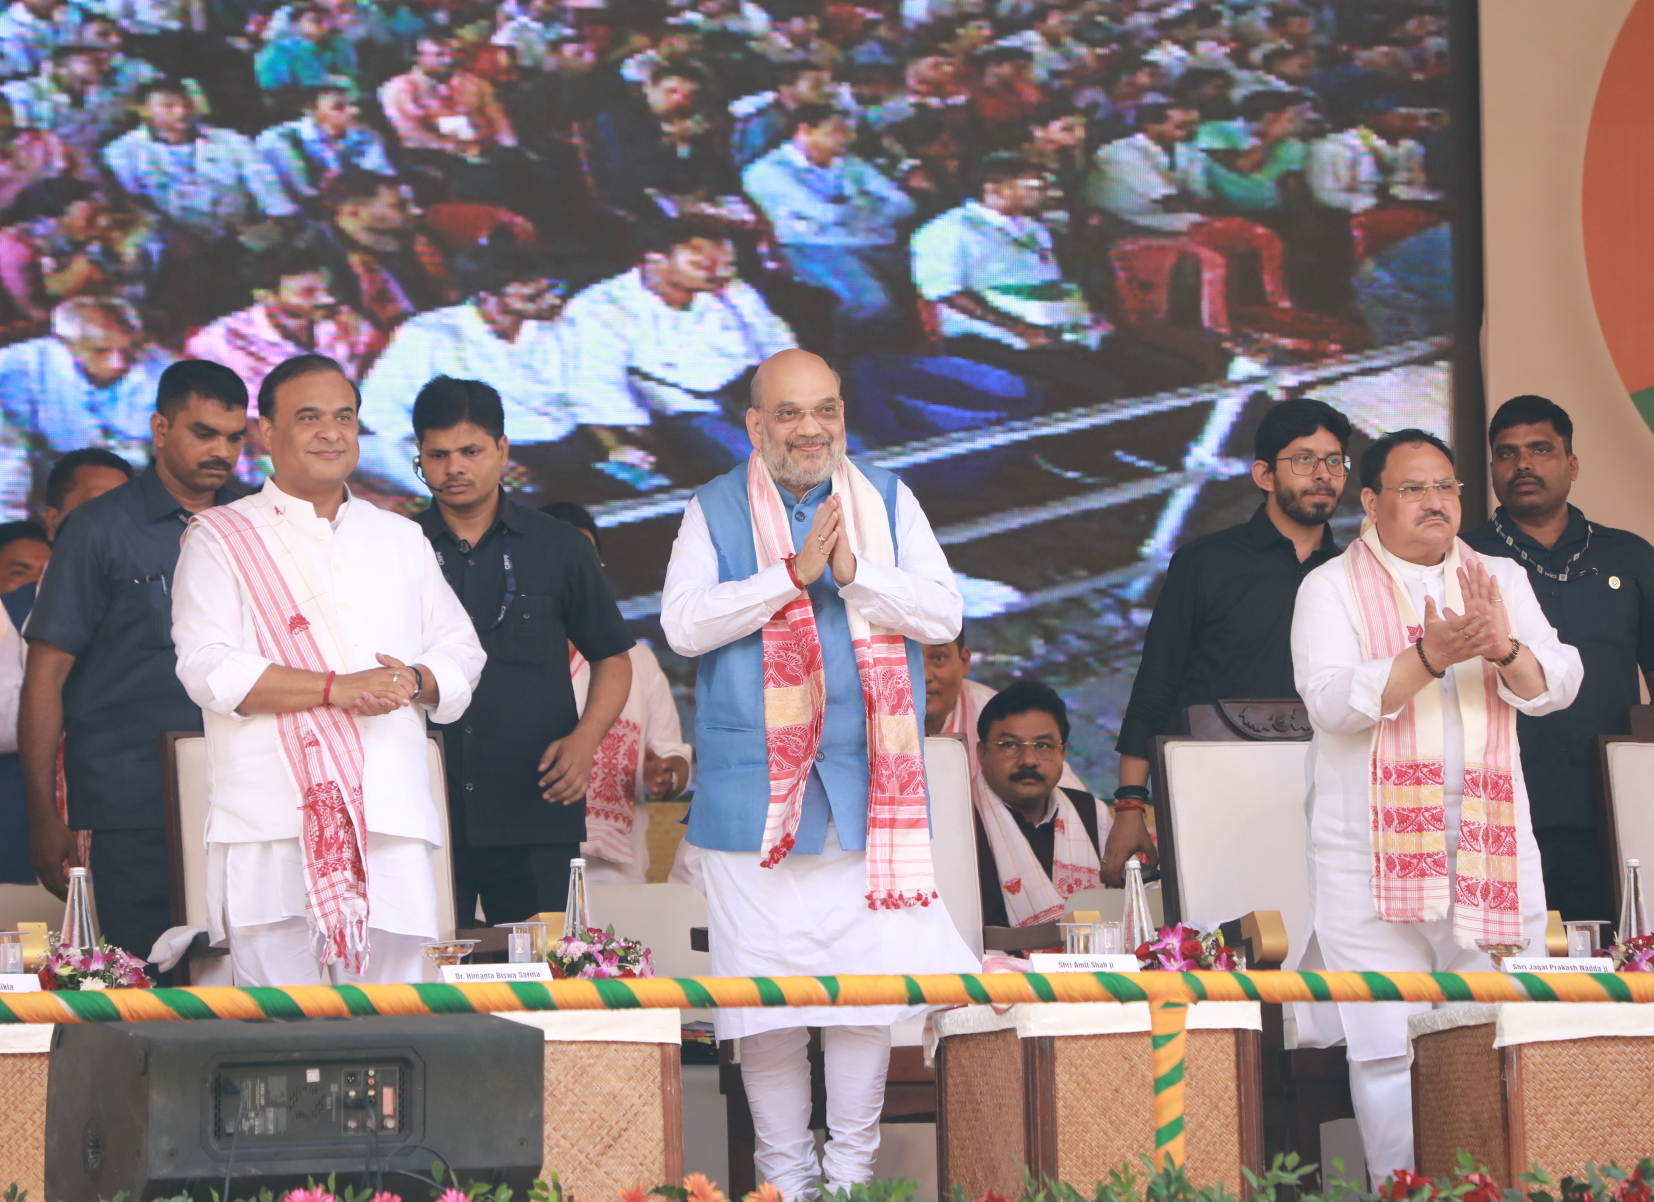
0,0,1457,785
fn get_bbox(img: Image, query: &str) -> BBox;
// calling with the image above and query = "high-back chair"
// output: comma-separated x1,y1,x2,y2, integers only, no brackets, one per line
587,882,711,980
1150,701,1350,1183
1596,704,1654,921
162,731,457,985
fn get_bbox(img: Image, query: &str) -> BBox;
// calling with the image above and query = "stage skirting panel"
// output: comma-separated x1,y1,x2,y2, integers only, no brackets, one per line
1411,1003,1654,1181
934,1002,1263,1195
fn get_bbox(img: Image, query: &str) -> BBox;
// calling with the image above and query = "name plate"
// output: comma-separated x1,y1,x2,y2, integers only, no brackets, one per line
0,973,41,993
1027,953,1142,973
1501,957,1615,974
439,963,554,984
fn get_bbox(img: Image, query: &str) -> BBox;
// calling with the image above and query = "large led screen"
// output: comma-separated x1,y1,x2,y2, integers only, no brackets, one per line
0,0,1462,791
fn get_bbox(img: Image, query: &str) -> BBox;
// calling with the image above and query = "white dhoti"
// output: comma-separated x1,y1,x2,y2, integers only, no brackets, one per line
1291,545,1582,1185
702,822,979,1040
703,823,977,1199
208,832,441,986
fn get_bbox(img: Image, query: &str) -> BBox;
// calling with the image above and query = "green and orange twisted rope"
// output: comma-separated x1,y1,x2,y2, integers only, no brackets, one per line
6,970,1649,1170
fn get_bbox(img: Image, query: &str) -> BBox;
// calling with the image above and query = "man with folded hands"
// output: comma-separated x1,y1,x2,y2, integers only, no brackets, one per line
1291,427,1581,1181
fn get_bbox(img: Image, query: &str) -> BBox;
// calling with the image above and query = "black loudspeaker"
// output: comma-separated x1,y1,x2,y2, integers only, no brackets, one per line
45,1015,545,1202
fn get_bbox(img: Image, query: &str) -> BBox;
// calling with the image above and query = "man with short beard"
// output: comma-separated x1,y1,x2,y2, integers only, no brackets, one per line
1464,395,1654,921
661,348,977,1200
1111,398,1353,884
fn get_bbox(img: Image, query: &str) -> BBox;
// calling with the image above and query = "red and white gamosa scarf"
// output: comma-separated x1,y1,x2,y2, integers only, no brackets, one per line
942,680,1101,925
747,451,936,908
1344,524,1522,947
569,644,642,864
191,492,371,972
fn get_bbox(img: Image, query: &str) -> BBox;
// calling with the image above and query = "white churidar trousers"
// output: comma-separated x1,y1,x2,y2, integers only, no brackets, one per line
1348,1054,1413,1185
740,1024,892,1201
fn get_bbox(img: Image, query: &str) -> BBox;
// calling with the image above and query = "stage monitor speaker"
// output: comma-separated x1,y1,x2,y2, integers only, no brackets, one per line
45,1015,545,1202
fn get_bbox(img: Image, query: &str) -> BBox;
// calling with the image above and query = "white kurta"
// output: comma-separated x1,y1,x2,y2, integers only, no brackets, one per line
576,641,695,883
661,475,978,1039
171,480,486,948
1290,547,1582,1061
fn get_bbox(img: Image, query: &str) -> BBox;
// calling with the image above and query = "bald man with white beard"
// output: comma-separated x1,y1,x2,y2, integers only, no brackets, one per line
661,349,978,1200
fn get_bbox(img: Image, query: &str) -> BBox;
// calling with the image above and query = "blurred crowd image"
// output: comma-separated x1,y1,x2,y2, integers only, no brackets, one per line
0,0,1457,511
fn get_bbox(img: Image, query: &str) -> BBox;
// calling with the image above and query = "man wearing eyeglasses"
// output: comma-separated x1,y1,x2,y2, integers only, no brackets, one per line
1464,395,1654,923
661,348,977,1201
973,679,1111,929
1112,397,1353,886
1290,428,1581,1182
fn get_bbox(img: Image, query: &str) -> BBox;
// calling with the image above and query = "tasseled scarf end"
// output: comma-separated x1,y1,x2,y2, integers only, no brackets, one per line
865,889,939,910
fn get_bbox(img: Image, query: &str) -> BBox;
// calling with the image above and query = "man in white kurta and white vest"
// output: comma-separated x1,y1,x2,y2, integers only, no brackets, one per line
1291,428,1581,1182
661,348,978,1200
173,353,485,986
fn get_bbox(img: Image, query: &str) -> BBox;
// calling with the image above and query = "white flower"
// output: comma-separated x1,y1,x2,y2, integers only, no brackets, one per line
80,978,108,990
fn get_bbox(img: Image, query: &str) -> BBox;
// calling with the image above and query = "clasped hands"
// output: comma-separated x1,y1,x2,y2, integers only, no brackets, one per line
792,495,857,587
331,653,420,716
1419,560,1514,671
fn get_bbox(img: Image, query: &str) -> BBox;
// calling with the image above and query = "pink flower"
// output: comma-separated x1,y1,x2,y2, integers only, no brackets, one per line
368,1192,403,1202
436,1189,470,1202
283,1188,338,1202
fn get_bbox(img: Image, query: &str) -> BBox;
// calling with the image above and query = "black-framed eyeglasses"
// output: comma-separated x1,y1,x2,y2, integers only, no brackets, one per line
1274,452,1351,477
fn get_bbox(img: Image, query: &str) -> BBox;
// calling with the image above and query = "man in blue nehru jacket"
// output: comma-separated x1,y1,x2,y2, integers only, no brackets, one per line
662,348,977,1201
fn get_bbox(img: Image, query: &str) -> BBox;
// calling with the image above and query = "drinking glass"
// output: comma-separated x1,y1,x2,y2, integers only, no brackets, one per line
1059,922,1098,955
1564,921,1606,958
0,931,23,975
502,922,550,963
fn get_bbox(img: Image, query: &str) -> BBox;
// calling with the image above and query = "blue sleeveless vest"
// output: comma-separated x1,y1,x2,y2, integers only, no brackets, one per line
687,459,929,853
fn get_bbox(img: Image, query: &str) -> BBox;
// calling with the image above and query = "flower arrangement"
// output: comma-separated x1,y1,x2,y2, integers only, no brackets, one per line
1134,923,1237,972
548,925,654,980
40,936,151,991
1610,935,1654,973
16,1154,1654,1202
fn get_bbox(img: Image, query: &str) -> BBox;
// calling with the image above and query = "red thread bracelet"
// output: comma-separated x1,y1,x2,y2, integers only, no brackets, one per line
783,555,805,591
322,670,335,707
1112,798,1146,814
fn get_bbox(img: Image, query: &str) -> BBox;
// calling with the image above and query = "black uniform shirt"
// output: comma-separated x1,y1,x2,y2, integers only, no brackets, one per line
23,466,240,831
416,493,635,846
1464,506,1654,831
1116,503,1338,759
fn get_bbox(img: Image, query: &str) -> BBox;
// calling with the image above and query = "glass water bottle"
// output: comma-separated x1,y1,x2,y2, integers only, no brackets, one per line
1619,858,1650,945
562,857,590,940
62,866,100,952
1122,858,1156,961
